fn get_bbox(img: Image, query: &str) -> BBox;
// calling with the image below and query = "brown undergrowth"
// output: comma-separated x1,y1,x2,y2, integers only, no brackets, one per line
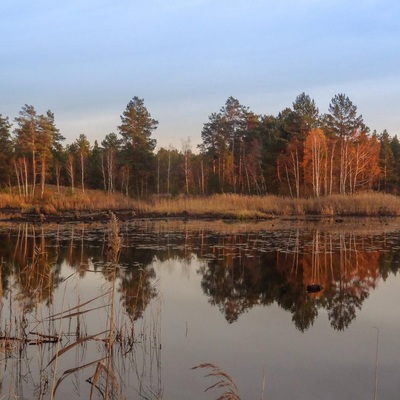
1,187,400,219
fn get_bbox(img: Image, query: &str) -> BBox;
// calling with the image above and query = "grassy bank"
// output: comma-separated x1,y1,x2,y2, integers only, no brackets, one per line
138,192,400,218
0,188,400,219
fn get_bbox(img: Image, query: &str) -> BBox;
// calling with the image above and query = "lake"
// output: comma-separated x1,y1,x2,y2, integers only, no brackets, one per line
0,217,399,399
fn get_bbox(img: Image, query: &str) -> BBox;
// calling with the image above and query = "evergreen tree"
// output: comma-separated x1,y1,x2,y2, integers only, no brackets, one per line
14,105,39,198
87,140,103,190
257,114,285,194
378,129,395,192
118,97,158,196
200,97,254,193
292,92,320,138
0,114,14,188
37,110,60,198
325,94,365,194
390,135,400,193
75,134,91,192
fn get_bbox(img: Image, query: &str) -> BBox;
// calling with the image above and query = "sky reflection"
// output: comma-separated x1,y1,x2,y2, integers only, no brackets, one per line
154,257,400,400
0,221,399,399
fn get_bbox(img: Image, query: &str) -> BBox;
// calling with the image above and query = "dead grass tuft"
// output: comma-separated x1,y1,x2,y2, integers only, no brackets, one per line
192,363,241,400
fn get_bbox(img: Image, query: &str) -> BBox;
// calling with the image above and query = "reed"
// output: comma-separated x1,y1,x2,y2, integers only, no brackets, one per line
146,192,400,218
0,217,162,399
192,363,241,400
0,187,140,212
2,188,400,218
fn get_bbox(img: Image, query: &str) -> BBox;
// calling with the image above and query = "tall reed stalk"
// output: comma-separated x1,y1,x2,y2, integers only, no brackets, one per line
104,212,121,399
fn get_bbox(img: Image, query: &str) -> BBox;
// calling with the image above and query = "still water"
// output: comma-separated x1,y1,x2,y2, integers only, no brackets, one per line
0,218,400,399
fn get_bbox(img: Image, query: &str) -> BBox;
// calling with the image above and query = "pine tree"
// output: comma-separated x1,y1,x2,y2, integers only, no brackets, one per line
118,97,158,196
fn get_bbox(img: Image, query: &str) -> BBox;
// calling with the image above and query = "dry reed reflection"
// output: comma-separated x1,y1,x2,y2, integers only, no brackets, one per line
0,219,399,398
0,217,162,400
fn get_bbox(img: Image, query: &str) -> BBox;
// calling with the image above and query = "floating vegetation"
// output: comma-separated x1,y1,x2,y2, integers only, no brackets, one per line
0,216,162,399
0,218,400,398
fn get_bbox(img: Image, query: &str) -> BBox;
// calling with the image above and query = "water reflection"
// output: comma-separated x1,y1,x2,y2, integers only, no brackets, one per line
0,222,162,400
0,222,398,333
0,224,158,320
198,228,388,331
0,220,399,399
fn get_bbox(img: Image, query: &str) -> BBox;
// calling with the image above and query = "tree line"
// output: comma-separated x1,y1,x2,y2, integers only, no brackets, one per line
1,93,399,199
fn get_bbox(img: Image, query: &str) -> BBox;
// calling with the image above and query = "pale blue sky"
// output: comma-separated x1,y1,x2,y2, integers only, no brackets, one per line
1,0,400,149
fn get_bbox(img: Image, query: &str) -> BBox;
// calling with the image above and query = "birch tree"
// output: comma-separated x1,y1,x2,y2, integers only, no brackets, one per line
348,131,380,193
303,129,327,197
182,138,192,195
14,105,39,199
101,133,121,194
326,94,364,194
278,137,302,198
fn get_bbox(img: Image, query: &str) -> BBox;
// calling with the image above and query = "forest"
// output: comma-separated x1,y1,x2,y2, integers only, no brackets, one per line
0,93,399,199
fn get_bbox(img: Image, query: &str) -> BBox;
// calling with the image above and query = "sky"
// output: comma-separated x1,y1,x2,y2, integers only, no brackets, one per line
1,0,400,150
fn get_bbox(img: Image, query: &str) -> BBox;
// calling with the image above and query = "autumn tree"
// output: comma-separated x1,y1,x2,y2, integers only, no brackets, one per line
348,130,380,193
276,94,320,197
277,136,302,198
325,94,364,194
118,97,158,196
303,129,327,197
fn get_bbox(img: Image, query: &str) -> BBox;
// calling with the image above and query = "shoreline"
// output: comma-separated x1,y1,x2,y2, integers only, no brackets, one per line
0,207,398,225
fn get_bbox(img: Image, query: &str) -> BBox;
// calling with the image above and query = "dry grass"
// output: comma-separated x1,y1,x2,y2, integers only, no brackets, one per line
46,189,139,211
304,192,400,216
0,191,28,208
192,363,241,400
0,186,140,212
2,187,400,218
145,192,400,218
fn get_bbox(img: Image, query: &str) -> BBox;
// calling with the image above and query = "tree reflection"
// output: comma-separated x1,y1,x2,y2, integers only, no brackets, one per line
0,224,158,321
119,267,157,320
0,222,398,335
0,221,162,400
326,285,366,331
197,227,395,331
5,225,62,311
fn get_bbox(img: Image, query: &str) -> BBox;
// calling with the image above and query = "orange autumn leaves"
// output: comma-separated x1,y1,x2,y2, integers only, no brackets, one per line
279,128,380,197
